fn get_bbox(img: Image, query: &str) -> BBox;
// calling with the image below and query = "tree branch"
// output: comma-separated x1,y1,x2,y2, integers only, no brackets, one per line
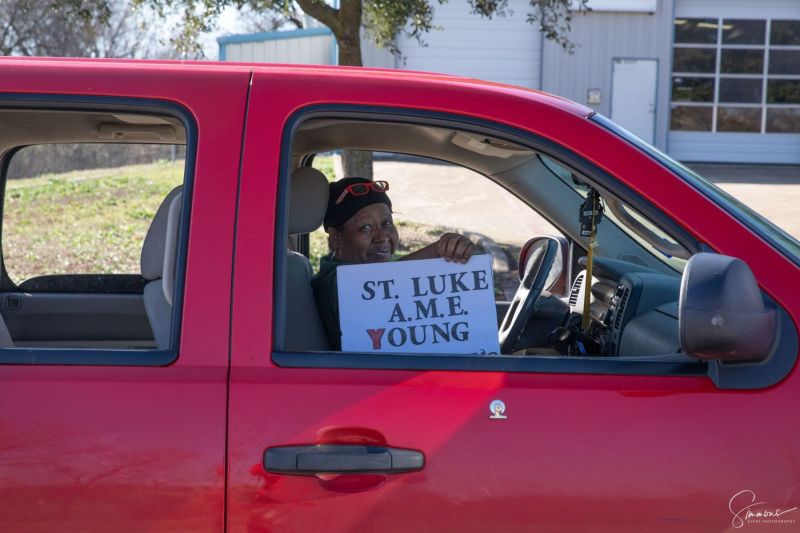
294,0,340,34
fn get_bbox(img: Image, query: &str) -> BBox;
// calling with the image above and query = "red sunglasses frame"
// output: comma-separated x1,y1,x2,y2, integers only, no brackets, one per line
335,180,390,205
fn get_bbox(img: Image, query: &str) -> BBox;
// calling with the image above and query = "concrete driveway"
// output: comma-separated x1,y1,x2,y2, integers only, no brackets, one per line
688,164,800,237
376,159,800,245
375,160,559,247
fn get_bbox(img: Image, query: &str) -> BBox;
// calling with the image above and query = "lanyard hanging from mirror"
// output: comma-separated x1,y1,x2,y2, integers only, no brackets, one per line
579,189,604,332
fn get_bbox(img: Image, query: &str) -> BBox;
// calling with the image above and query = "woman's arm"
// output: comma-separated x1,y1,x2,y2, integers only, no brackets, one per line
399,232,475,264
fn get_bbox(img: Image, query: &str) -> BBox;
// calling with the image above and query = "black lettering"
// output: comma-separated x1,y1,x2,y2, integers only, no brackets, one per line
431,323,450,344
361,281,376,300
408,325,427,345
447,295,466,316
428,275,447,295
472,269,488,291
377,279,396,300
387,327,407,347
448,272,469,292
411,277,428,297
389,303,407,323
414,298,439,320
451,322,469,342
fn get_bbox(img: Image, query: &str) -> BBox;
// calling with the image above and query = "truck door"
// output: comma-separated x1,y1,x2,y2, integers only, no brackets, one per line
0,61,249,531
228,70,800,532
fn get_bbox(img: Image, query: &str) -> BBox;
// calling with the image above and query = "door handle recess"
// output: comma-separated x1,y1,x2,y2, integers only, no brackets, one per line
264,444,424,475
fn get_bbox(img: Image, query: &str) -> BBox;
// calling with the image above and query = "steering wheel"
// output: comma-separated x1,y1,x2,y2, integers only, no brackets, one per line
498,237,559,354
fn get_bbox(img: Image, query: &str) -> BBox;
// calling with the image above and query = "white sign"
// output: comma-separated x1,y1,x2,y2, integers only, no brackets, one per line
337,255,501,355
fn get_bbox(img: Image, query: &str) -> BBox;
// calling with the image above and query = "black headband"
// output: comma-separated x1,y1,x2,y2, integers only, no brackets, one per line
323,177,392,230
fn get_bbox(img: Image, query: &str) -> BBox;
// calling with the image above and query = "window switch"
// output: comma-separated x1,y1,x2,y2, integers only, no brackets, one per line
5,296,21,311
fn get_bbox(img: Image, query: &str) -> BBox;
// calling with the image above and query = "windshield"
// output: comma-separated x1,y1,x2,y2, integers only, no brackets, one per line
539,154,689,272
590,113,800,268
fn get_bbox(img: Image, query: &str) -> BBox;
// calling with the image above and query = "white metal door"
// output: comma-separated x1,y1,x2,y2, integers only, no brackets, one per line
611,59,657,144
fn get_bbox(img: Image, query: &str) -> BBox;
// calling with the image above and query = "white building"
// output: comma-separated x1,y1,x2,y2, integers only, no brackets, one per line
218,0,800,164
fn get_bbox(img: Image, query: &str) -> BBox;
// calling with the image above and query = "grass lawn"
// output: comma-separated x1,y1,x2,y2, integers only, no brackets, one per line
4,160,183,282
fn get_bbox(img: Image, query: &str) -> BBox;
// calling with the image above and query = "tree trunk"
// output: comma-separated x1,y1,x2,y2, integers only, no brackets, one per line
339,32,372,179
340,149,373,180
335,0,372,179
336,33,363,67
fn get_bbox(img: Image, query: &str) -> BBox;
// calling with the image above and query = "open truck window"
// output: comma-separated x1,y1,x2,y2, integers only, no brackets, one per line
270,112,796,390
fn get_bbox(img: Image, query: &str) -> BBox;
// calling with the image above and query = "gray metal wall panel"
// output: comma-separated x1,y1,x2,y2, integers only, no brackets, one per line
361,37,396,69
223,32,393,68
224,34,333,65
669,132,800,164
676,0,800,17
396,0,541,89
541,0,675,150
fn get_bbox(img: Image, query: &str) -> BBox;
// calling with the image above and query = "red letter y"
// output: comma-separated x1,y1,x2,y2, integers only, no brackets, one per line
366,328,385,350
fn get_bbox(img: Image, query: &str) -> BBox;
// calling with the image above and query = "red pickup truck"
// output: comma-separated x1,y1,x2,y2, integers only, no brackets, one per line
1,57,798,532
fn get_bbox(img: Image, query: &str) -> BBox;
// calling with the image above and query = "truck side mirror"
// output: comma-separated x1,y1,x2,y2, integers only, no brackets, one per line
679,253,776,362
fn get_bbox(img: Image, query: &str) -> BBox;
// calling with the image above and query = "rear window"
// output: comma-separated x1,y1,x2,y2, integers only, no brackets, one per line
0,106,191,360
5,143,185,283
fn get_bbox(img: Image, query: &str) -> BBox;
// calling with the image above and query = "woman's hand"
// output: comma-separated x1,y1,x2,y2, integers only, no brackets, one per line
435,232,475,263
399,232,476,263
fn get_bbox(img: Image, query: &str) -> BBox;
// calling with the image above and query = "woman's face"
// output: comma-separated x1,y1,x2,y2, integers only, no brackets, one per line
330,203,399,263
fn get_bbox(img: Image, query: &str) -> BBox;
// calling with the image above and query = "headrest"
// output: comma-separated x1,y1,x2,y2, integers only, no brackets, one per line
141,185,183,281
289,167,329,235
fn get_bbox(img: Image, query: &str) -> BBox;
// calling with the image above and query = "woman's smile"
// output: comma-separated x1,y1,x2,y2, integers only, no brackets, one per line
330,202,399,264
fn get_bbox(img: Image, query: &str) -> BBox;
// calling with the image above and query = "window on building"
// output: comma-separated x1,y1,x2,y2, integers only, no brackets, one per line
671,17,800,133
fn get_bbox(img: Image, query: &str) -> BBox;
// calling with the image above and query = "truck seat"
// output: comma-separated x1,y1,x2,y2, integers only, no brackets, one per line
286,167,330,351
140,168,329,352
0,312,13,348
141,185,182,350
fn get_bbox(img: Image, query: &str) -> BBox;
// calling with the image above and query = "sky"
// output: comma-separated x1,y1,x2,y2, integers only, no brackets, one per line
200,6,245,59
198,5,312,59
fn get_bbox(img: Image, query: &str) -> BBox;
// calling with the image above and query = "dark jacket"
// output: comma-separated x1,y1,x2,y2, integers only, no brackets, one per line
310,254,344,350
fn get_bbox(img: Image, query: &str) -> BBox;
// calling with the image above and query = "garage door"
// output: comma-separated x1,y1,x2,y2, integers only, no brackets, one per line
669,0,800,163
395,0,541,89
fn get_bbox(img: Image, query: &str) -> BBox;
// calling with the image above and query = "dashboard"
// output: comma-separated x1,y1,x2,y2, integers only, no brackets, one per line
566,257,682,357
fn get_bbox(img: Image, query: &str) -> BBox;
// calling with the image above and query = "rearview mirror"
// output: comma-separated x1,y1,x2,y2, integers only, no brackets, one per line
679,253,776,362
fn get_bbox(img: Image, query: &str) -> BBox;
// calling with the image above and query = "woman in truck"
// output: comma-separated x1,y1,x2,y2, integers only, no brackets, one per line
312,176,475,349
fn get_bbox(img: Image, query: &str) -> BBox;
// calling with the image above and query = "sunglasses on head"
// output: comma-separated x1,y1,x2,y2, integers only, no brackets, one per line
335,180,390,205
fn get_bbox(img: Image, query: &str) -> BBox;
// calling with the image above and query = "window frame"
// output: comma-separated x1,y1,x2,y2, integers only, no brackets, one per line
0,95,197,366
271,105,732,382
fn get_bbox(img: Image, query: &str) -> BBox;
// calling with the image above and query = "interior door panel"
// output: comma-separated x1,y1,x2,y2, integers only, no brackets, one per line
2,292,152,345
